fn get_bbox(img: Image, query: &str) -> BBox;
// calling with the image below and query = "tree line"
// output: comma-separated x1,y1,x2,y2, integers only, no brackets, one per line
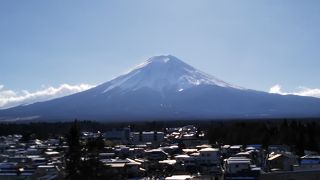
206,120,320,156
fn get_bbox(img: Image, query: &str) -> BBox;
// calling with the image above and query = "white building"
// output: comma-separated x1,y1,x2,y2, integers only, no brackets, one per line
198,148,220,166
197,148,221,173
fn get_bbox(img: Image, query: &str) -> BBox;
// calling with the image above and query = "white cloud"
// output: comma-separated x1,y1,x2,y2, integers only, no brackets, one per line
269,84,320,98
269,84,282,94
0,83,95,109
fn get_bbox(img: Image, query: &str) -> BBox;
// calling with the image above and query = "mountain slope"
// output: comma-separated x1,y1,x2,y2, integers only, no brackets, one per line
1,55,320,121
101,55,241,93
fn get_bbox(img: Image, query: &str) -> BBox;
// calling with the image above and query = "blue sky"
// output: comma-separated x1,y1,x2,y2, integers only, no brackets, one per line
1,0,320,108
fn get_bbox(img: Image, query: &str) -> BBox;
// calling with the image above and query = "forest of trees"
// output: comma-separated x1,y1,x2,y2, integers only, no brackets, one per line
205,120,319,156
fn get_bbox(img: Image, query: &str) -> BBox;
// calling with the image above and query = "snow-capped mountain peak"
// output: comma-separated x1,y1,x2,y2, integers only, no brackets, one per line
102,55,241,93
147,55,177,63
2,55,320,121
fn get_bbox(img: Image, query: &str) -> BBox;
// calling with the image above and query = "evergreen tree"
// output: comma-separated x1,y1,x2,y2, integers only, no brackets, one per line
295,122,306,157
86,134,105,157
306,122,319,152
82,134,113,180
65,120,82,180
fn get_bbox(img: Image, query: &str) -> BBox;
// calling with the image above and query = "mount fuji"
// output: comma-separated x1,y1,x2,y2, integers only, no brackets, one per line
1,55,320,121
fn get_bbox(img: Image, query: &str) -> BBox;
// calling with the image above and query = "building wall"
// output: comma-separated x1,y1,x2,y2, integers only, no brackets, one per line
226,163,250,174
198,150,220,165
132,132,164,143
104,128,130,142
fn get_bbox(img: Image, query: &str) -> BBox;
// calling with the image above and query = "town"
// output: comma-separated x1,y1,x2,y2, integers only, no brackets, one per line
0,120,320,180
2,0,320,179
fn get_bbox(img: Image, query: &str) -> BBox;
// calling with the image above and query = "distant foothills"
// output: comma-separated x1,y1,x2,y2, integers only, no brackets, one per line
1,55,320,122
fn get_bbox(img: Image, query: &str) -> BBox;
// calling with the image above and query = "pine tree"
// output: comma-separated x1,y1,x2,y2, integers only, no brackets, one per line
295,122,306,157
306,122,319,152
65,120,82,180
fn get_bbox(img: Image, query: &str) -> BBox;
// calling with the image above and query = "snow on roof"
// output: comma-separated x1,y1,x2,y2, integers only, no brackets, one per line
246,147,257,151
44,151,59,155
109,163,125,168
175,155,190,159
182,149,198,153
126,158,141,166
302,155,320,159
165,175,193,180
145,149,165,153
196,144,212,148
230,145,242,149
222,145,231,149
199,147,219,152
226,157,251,163
37,165,55,169
236,151,252,156
159,160,177,165
268,154,282,161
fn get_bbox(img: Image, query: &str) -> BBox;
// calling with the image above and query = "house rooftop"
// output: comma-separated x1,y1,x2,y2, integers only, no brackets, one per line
175,155,190,159
227,160,251,164
159,160,176,165
199,148,219,152
268,154,282,161
165,175,193,180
